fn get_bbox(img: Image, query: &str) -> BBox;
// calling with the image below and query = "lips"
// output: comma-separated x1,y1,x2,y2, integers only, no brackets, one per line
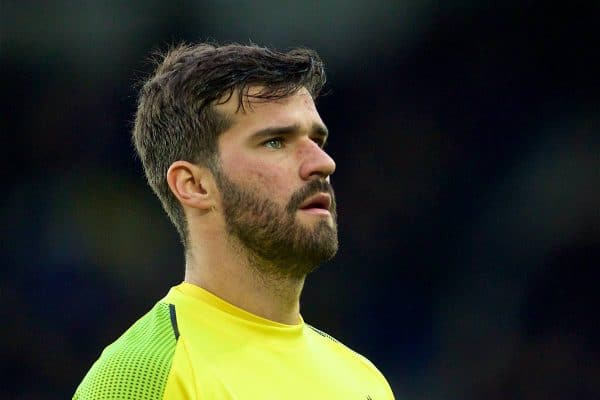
298,193,332,211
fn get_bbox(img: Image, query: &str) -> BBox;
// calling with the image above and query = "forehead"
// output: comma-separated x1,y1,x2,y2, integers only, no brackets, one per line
215,86,322,133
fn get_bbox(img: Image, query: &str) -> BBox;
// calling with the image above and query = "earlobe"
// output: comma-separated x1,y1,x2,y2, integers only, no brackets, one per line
167,161,215,211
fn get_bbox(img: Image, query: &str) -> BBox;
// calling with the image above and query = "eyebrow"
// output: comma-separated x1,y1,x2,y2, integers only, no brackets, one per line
249,123,329,146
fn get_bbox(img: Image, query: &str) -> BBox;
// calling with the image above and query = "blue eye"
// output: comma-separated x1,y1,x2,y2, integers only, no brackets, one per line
264,138,283,149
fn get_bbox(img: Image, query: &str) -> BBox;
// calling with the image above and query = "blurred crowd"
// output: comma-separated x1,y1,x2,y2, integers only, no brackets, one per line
2,1,598,399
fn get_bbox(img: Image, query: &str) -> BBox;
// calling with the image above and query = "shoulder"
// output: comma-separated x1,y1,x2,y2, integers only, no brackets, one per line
73,302,180,400
306,323,367,362
306,324,371,366
306,324,394,395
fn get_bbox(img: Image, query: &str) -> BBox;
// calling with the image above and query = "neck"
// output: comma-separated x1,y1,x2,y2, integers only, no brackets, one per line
184,230,306,325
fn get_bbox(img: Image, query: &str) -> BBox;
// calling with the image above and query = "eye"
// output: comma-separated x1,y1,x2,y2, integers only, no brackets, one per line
263,138,284,149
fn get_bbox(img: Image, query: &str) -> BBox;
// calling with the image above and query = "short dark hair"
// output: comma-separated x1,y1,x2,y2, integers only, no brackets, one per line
132,42,326,246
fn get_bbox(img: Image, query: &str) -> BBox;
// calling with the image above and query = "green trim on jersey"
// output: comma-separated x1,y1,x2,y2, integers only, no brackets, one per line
73,302,178,400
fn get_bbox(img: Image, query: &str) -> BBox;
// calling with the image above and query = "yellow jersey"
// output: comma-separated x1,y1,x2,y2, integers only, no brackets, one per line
74,282,395,399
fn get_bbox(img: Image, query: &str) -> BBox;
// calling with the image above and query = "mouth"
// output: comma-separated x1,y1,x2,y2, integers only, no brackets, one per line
298,193,332,215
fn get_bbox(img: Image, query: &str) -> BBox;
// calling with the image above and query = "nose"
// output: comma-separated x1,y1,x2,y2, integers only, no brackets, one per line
299,140,336,181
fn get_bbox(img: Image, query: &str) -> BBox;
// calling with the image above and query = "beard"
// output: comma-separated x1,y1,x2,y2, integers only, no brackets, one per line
213,167,338,279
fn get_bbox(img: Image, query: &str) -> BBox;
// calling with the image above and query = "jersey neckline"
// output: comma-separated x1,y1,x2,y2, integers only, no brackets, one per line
168,282,306,344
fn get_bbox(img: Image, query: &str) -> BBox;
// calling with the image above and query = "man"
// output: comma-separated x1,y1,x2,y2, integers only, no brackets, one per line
74,42,394,399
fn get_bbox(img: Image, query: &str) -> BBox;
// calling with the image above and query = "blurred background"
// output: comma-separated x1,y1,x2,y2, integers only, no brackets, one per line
1,1,599,399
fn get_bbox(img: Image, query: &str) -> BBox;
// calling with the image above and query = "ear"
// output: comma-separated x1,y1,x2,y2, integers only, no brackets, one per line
166,161,217,212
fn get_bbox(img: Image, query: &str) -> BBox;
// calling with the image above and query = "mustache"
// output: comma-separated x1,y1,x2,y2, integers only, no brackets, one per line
286,180,336,214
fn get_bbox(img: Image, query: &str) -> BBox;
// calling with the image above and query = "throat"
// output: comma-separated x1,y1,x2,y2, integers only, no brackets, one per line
185,239,306,325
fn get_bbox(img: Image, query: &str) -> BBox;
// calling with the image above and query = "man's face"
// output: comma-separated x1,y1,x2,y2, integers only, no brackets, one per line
214,87,338,277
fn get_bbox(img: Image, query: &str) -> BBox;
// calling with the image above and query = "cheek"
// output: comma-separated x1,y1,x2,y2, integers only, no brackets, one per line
248,163,288,192
224,156,291,198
